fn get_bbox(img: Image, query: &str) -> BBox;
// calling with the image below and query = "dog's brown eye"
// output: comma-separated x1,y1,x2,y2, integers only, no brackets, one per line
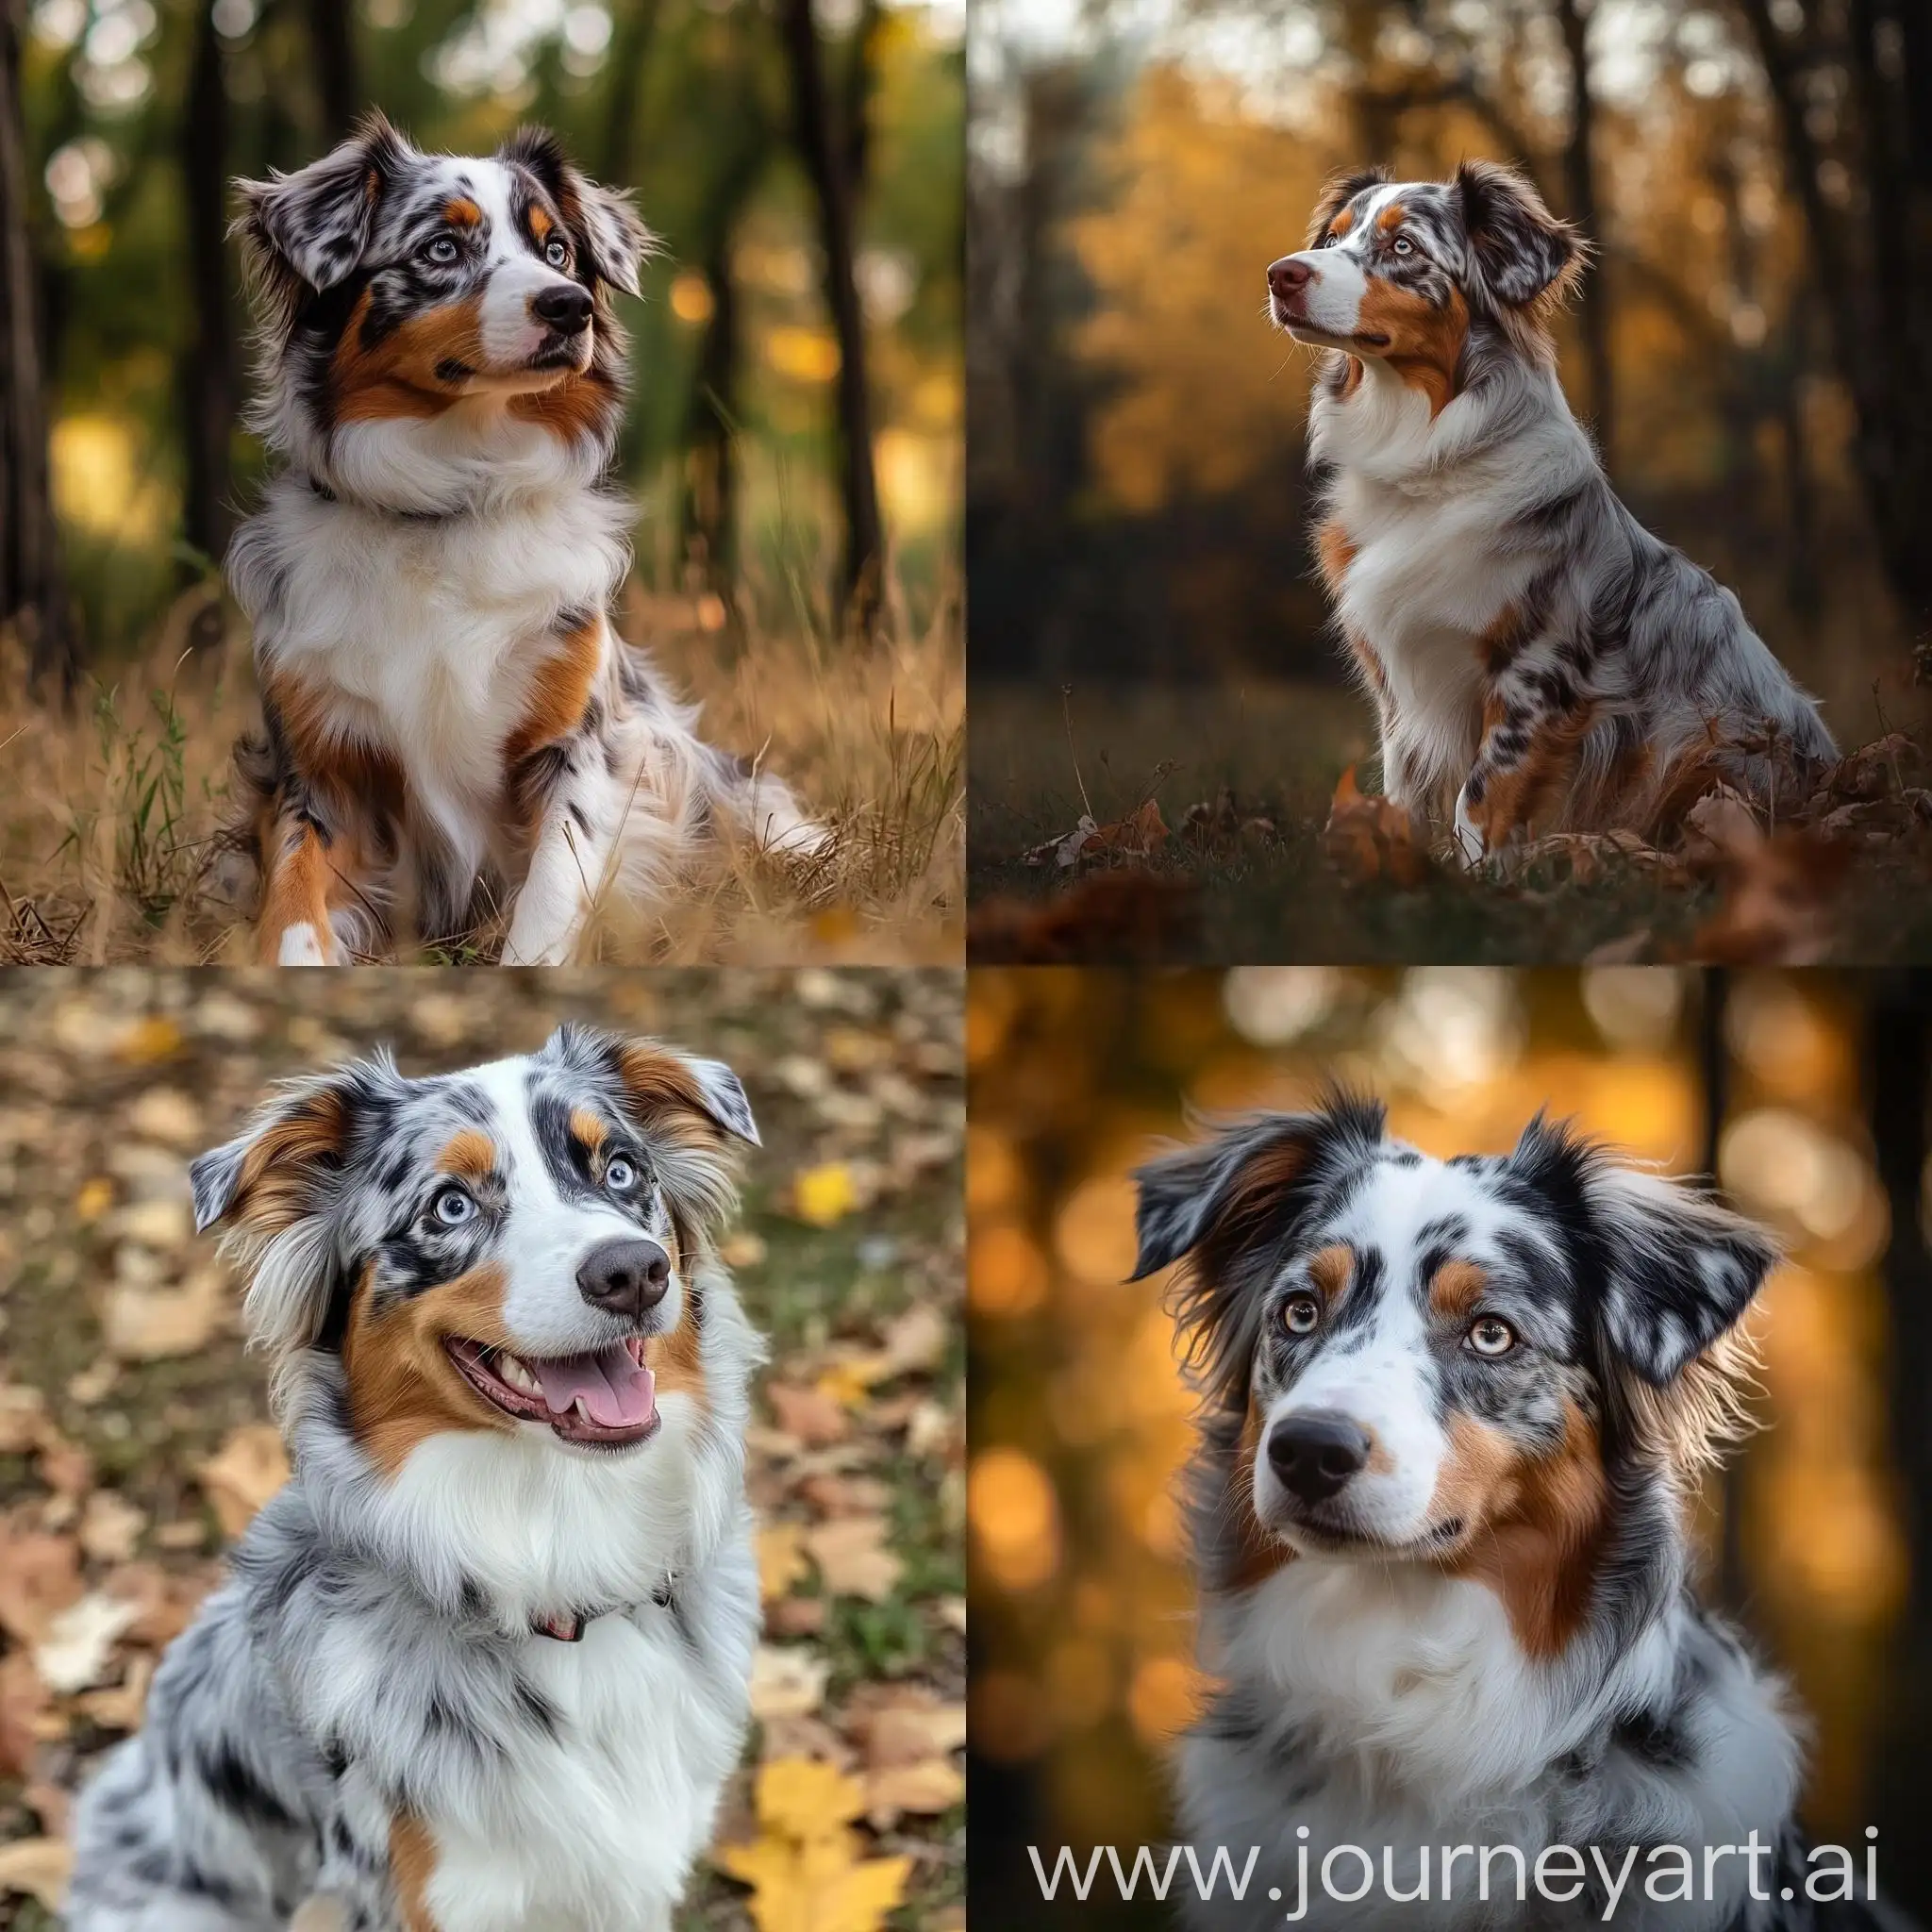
1284,1294,1321,1335
1467,1317,1515,1357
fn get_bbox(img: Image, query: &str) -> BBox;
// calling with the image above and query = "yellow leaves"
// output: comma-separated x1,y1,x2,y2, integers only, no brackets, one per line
715,1759,911,1932
758,1523,810,1603
804,1516,905,1603
791,1161,860,1226
74,1176,114,1221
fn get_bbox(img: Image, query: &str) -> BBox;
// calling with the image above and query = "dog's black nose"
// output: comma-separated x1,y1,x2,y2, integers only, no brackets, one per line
1268,256,1312,300
1267,1411,1371,1505
576,1239,670,1320
532,283,593,334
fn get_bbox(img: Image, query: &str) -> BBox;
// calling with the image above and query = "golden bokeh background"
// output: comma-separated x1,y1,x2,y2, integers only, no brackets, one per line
967,968,1932,1922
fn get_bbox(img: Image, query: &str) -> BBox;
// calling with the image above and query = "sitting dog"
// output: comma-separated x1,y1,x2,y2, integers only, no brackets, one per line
67,1025,763,1932
225,113,820,965
1267,162,1833,864
1134,1096,1891,1930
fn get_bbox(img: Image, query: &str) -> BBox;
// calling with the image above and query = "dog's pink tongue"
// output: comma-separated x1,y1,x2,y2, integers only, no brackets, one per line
533,1346,657,1427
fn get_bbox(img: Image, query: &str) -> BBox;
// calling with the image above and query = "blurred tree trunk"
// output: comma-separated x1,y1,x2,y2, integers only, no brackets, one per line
1736,0,1932,632
1868,974,1932,1904
1553,0,1612,468
181,0,236,570
681,135,766,594
778,0,884,636
0,0,74,691
598,0,659,187
307,0,358,142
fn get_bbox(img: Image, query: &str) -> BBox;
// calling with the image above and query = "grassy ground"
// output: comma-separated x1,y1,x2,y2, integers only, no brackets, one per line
968,680,1932,962
0,574,962,968
0,969,964,1931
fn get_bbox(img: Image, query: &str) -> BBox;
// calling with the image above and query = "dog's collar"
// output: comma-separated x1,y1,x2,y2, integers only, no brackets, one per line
530,1576,675,1643
303,473,465,525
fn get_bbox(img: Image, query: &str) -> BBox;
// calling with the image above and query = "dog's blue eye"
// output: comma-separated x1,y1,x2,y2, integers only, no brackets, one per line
433,1188,475,1225
1284,1294,1320,1335
544,238,569,268
425,236,459,265
1392,236,1414,257
1467,1317,1515,1357
605,1157,636,1192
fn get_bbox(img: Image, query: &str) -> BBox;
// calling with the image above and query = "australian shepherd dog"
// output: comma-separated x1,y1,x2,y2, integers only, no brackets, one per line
68,1026,764,1932
224,114,820,966
1134,1096,1898,1931
1267,162,1834,865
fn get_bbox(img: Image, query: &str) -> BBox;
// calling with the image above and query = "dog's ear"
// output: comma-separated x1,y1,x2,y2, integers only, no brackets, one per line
1305,165,1390,248
191,1054,402,1356
500,126,653,297
1454,158,1584,310
233,111,408,298
1510,1115,1777,1387
1134,1096,1387,1407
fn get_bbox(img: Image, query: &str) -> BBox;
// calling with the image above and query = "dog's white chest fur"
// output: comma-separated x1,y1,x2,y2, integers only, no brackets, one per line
250,471,625,849
423,1614,742,1932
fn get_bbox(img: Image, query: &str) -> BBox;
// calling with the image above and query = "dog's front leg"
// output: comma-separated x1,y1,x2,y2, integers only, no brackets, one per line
258,816,355,965
1455,671,1595,866
502,800,614,966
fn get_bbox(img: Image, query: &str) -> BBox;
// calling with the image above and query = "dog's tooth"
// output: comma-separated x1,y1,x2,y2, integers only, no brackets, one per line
573,1396,589,1421
498,1352,539,1395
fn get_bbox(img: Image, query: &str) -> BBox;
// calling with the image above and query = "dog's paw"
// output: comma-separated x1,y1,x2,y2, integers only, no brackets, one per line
1451,791,1488,870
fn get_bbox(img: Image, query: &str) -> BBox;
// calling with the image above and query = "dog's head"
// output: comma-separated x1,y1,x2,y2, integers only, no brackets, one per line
234,114,650,491
1135,1097,1774,1605
1266,161,1584,391
191,1024,756,1474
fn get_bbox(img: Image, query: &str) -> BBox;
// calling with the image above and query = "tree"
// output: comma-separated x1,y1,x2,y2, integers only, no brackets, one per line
1734,0,1932,633
0,0,72,689
307,0,359,142
181,0,236,568
778,0,884,634
1553,0,1613,467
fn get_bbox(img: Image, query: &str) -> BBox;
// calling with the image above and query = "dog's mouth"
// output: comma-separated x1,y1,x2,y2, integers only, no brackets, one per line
1275,1508,1467,1559
445,1335,659,1449
528,330,592,373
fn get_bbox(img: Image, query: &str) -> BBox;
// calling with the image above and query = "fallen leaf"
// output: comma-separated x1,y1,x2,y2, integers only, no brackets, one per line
36,1590,141,1693
720,1230,769,1269
0,1836,71,1912
766,1383,849,1447
751,1757,868,1841
797,1474,892,1518
749,1645,830,1721
1082,797,1169,863
879,1302,948,1376
1693,830,1845,965
36,1427,94,1500
805,1516,904,1603
966,871,1199,962
791,1163,859,1227
758,1524,809,1603
715,1829,910,1932
766,1596,827,1640
74,1176,116,1221
196,1424,290,1537
864,1757,965,1826
0,1651,50,1778
74,1650,153,1732
0,1384,48,1453
1322,766,1430,888
102,1266,225,1360
861,1693,968,1768
78,1489,146,1564
0,1524,83,1642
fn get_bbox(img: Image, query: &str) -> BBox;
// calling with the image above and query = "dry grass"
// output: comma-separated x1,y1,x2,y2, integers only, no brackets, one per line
0,573,961,967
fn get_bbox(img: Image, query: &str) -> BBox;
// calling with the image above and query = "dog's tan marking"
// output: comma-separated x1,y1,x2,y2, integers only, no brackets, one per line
1474,602,1532,676
569,1107,608,1154
1314,517,1356,597
528,205,554,240
442,197,481,228
508,363,621,444
1438,1400,1608,1660
343,1262,521,1477
1326,206,1356,240
1429,1258,1487,1320
1339,355,1366,400
502,614,604,796
1467,702,1597,845
1355,280,1469,416
1224,1394,1296,1592
333,288,485,422
1375,202,1407,233
219,1085,349,1232
389,1814,441,1932
1306,1242,1353,1307
644,1254,708,1419
256,822,338,965
434,1130,496,1179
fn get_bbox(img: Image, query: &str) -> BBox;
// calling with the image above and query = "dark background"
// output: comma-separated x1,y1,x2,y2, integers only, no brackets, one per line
968,966,1932,1927
968,0,1930,719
